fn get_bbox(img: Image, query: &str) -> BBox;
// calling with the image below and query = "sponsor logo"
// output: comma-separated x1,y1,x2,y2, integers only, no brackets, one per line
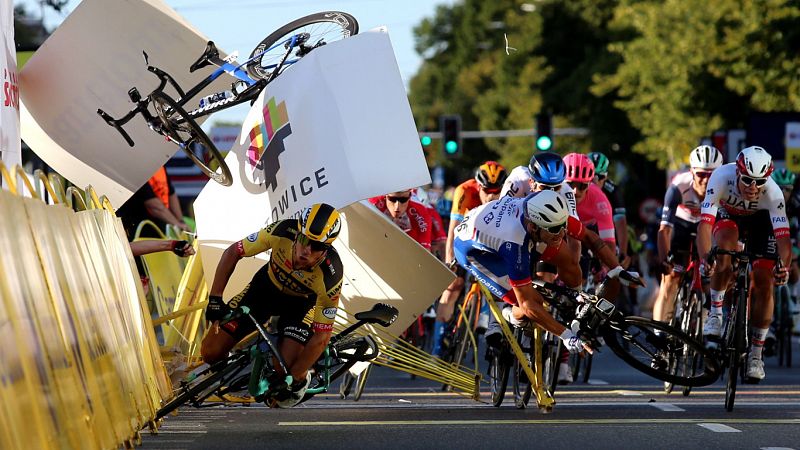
247,96,292,191
3,69,19,109
773,216,787,224
706,188,714,195
483,212,495,224
322,307,337,319
247,232,258,242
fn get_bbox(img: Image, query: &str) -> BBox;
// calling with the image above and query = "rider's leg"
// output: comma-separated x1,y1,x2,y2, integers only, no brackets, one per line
653,271,681,323
704,222,737,339
432,275,464,357
200,327,238,364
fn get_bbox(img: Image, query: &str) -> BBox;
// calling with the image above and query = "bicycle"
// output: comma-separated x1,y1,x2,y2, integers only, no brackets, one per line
155,302,396,418
663,244,706,396
706,247,781,411
97,11,358,187
532,279,721,387
774,283,793,368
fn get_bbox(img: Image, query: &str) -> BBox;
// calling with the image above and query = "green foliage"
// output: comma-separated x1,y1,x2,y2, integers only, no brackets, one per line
410,0,800,173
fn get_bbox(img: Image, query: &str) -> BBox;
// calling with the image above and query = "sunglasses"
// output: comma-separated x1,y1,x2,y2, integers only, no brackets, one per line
693,171,713,179
568,181,590,191
542,223,567,235
739,175,768,187
296,233,330,252
481,187,501,195
386,195,411,204
535,182,562,192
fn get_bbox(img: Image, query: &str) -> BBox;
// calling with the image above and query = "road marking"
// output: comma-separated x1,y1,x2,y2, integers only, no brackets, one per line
760,447,796,450
587,379,609,385
698,423,741,433
156,430,208,434
650,403,685,412
312,389,800,398
616,390,643,396
279,418,800,427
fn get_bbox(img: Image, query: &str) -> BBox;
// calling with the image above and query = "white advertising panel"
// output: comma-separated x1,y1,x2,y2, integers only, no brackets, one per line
18,0,229,206
0,0,20,175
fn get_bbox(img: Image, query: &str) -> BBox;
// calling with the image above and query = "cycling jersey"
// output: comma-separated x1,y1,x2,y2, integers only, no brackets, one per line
577,183,616,245
369,196,435,250
427,205,447,245
234,219,343,332
661,171,704,226
601,179,627,221
452,194,559,304
450,178,483,224
700,163,789,240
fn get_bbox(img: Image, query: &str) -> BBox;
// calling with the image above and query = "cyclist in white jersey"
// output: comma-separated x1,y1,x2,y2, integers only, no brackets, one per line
653,145,723,326
697,146,792,381
453,190,588,354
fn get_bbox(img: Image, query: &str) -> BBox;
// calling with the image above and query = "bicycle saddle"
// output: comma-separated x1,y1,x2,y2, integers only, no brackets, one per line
354,303,398,328
190,41,220,73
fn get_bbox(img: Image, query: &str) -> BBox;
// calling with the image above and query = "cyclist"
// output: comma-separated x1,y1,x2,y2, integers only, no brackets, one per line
412,187,447,259
201,203,343,406
433,161,508,357
453,190,589,354
653,145,723,327
369,189,435,251
697,146,792,382
588,152,629,267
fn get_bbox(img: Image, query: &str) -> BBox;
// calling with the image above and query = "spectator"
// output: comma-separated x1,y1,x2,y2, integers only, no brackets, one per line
117,166,189,238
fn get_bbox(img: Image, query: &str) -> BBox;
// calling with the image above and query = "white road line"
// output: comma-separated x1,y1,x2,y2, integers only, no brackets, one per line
616,390,643,396
760,447,796,450
156,430,209,435
698,423,741,433
587,379,609,385
650,403,685,412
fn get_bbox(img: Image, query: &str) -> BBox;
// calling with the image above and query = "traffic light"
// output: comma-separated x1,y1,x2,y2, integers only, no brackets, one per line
440,115,462,157
420,135,432,147
536,113,553,151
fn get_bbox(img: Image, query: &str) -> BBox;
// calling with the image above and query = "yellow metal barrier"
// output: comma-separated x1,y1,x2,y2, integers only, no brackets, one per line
0,164,173,449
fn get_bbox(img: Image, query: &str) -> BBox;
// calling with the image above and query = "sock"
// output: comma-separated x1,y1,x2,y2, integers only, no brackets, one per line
750,327,769,360
709,289,725,316
431,320,447,356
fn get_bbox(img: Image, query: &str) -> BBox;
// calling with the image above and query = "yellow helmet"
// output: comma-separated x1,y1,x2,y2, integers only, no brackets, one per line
299,203,341,246
475,161,508,191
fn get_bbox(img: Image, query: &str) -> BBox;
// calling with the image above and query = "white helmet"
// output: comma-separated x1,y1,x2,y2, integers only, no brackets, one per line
523,190,568,230
689,145,723,170
736,146,774,178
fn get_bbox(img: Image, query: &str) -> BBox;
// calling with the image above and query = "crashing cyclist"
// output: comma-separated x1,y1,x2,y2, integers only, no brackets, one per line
453,190,590,354
697,146,792,382
433,161,508,357
653,145,723,328
202,203,343,407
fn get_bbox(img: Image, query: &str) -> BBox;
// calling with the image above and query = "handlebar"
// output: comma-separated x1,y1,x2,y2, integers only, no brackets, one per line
707,247,783,268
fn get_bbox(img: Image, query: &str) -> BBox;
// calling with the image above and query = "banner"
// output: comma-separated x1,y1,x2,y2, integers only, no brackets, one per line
1,0,20,177
18,0,229,207
785,122,800,172
193,31,429,244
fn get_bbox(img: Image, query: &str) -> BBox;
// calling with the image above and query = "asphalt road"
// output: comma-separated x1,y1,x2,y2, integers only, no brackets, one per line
141,336,800,450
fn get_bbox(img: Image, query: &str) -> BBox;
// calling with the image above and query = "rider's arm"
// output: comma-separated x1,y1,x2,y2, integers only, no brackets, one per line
446,184,469,263
767,184,793,268
210,242,244,297
581,227,621,269
697,170,723,261
615,215,629,257
594,189,617,248
657,185,681,262
513,283,566,336
143,196,184,228
657,225,673,264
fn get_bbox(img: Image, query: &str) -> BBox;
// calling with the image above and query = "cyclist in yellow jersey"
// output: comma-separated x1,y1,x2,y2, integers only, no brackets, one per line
201,203,343,402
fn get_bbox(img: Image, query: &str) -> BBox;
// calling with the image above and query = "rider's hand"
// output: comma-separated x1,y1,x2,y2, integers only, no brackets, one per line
775,265,790,286
560,329,592,355
699,259,713,278
171,240,194,257
660,259,674,276
607,265,645,287
205,295,229,323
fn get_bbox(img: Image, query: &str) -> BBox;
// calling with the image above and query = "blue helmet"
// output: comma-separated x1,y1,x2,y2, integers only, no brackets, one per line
528,152,565,185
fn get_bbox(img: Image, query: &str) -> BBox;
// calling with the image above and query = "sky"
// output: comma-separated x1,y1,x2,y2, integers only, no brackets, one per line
17,0,453,125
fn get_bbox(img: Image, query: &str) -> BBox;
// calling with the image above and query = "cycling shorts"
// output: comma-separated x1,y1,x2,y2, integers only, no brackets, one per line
454,240,517,305
713,209,778,264
667,218,698,271
222,264,316,343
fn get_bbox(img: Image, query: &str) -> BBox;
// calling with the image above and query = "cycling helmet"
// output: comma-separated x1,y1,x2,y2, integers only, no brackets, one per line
588,152,610,175
298,203,341,245
528,152,566,185
523,190,569,230
736,146,774,178
689,145,723,170
475,161,508,190
772,168,796,187
563,153,595,183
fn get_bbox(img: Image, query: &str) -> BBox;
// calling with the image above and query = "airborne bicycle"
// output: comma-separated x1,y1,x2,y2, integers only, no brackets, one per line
97,11,358,186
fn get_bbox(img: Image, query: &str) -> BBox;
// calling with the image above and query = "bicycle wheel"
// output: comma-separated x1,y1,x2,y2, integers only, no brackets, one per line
247,11,358,81
681,290,704,397
664,283,688,394
489,351,510,407
581,353,593,383
156,353,250,419
338,372,354,399
512,329,533,409
542,333,561,396
602,316,720,386
352,364,372,402
150,91,232,186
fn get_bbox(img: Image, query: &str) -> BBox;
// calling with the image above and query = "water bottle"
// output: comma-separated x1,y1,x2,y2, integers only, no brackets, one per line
198,90,234,108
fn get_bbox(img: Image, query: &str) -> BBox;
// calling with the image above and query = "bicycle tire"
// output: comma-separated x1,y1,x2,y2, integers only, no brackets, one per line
489,351,509,407
601,316,720,386
542,333,561,396
150,91,232,186
338,372,354,399
156,353,249,419
352,363,372,402
681,290,704,397
664,283,687,394
724,348,739,411
582,353,593,383
247,11,358,81
452,298,478,368
512,328,533,409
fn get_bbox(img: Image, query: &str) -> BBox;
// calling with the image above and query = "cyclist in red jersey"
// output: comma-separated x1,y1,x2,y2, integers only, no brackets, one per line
369,189,435,251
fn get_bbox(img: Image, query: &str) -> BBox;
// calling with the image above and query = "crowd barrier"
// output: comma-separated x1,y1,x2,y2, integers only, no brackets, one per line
0,162,171,449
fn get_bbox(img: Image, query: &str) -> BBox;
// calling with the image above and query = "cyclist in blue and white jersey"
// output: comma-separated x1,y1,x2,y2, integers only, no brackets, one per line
697,146,792,381
453,190,588,354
